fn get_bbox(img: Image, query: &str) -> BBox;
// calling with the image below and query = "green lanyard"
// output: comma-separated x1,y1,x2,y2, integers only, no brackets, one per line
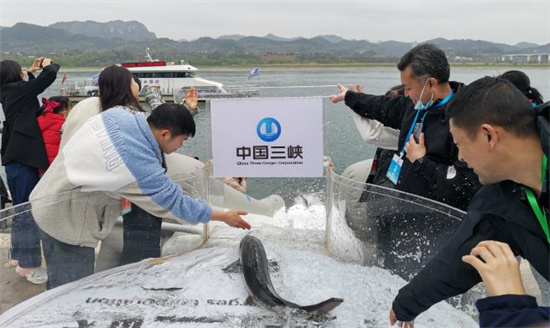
525,155,549,244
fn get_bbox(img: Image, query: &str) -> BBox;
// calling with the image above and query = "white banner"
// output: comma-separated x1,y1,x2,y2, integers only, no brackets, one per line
210,98,324,177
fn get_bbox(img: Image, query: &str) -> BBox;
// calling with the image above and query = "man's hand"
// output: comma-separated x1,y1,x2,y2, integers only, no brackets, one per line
184,87,198,110
349,84,363,93
211,210,251,230
329,84,349,103
405,134,426,163
389,309,414,328
462,241,526,297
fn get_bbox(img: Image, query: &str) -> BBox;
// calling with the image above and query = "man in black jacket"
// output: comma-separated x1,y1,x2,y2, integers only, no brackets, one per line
330,44,481,278
330,44,480,211
390,77,549,327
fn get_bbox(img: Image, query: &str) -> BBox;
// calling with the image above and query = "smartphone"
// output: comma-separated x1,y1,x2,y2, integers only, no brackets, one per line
39,58,45,69
413,123,423,142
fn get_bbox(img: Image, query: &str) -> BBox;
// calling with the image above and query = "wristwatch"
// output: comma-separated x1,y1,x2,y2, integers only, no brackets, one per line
413,156,425,169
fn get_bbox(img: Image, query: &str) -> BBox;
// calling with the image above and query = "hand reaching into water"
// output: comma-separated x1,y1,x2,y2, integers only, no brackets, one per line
389,309,414,328
211,210,251,230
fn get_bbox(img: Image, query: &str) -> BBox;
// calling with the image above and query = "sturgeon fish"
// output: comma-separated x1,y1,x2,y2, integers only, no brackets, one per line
232,235,344,316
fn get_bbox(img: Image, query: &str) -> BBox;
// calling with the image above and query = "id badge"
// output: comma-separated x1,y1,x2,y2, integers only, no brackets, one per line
121,198,132,215
386,154,403,185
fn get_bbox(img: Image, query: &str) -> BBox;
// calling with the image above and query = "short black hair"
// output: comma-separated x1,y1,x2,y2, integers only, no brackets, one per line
0,60,23,87
147,103,196,137
446,76,537,138
397,44,450,84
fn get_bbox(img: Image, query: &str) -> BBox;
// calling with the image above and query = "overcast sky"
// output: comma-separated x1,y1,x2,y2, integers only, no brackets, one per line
1,0,549,45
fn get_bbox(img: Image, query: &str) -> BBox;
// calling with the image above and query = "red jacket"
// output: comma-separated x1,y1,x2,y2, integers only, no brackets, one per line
37,112,65,166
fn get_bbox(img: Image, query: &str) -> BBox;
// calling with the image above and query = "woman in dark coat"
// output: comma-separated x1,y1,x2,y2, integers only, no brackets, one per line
0,57,59,283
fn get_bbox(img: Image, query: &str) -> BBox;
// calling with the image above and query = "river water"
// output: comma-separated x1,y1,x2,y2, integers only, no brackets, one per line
185,67,549,201
3,66,550,202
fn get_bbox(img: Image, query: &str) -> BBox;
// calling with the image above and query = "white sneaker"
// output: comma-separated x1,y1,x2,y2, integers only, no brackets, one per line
25,267,48,285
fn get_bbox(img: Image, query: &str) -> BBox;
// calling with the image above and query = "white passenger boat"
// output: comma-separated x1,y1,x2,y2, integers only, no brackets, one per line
125,48,230,98
59,49,258,100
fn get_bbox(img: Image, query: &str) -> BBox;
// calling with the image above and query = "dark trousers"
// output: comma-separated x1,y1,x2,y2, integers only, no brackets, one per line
5,162,41,268
40,230,95,290
120,204,162,266
0,175,9,230
40,203,161,289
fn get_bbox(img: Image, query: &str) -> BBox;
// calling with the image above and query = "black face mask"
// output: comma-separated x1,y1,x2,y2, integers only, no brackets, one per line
535,101,549,157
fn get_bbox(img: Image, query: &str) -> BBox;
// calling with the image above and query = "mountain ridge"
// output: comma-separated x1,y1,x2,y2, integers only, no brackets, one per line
1,21,548,66
48,20,156,41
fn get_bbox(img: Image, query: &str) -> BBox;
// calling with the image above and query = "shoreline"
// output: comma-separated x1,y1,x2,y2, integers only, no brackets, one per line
59,63,550,72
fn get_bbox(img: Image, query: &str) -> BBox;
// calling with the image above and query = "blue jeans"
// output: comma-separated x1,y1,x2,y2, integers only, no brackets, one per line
5,162,41,268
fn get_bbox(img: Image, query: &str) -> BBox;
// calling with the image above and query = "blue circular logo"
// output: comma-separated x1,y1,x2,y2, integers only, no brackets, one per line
256,117,281,142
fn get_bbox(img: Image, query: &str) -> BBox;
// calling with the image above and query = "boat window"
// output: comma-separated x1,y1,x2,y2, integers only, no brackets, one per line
133,72,195,78
135,73,153,78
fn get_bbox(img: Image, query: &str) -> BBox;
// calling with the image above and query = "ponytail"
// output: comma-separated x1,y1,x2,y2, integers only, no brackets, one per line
527,86,544,105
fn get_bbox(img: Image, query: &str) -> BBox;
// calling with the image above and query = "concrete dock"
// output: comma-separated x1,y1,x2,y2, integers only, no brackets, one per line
0,232,45,314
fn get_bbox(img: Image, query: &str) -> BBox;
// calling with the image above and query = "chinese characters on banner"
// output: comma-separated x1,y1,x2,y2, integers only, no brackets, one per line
210,98,323,177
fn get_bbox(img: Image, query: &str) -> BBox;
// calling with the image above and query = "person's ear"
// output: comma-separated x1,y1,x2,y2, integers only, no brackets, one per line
428,77,438,91
157,129,168,140
480,124,498,149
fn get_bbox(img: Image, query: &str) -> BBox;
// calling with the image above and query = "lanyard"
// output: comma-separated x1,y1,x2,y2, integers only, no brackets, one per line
400,92,454,155
525,155,549,244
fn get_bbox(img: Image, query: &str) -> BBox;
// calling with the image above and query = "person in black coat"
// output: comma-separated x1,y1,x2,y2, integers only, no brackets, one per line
330,44,480,211
0,57,59,281
389,77,549,327
0,175,11,231
330,44,481,278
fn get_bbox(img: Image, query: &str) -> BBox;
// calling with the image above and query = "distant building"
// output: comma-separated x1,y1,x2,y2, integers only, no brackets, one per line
454,56,473,62
501,53,549,64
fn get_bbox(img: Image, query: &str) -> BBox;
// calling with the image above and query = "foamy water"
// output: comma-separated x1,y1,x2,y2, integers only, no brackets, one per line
0,197,476,327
